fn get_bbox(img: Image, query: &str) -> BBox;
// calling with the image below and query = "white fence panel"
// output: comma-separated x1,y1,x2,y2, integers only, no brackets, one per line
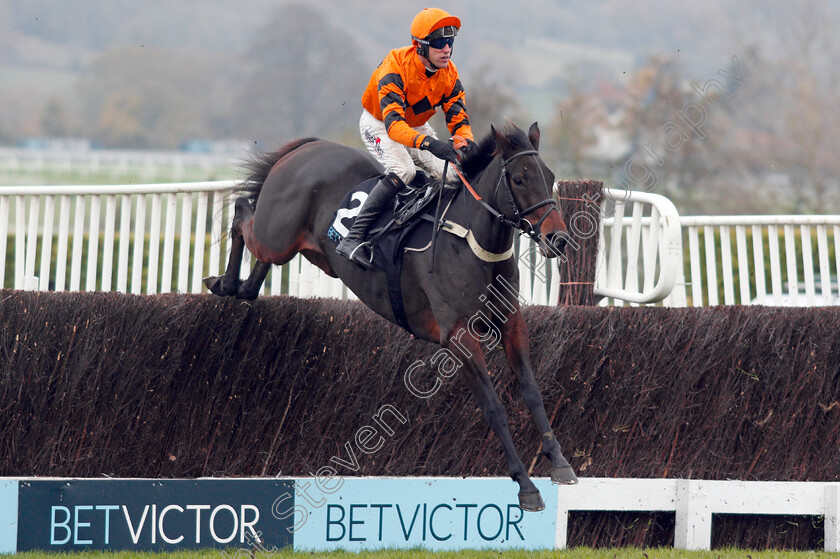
0,181,355,301
555,478,840,552
5,180,840,307
1,182,237,294
593,187,683,305
0,181,682,306
678,215,840,307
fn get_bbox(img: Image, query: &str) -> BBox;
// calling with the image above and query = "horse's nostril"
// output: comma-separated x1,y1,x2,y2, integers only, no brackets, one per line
549,233,567,254
539,233,567,258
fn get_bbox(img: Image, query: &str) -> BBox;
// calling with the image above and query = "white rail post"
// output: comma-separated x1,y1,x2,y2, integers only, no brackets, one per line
14,197,25,289
70,196,86,291
101,194,117,291
801,224,815,305
39,195,55,291
0,196,9,288
817,225,832,301
178,192,193,293
132,194,147,294
735,225,750,304
784,224,798,305
85,196,101,291
752,224,766,303
688,226,703,305
117,195,131,293
161,192,177,293
827,484,840,552
191,192,209,293
720,226,734,304
24,196,40,290
209,192,224,284
54,195,71,291
675,479,712,550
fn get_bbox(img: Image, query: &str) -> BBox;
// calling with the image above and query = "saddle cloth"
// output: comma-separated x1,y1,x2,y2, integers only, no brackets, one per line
327,176,458,334
327,176,455,270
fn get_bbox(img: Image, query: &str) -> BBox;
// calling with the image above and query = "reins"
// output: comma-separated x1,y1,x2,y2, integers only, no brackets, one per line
453,149,560,246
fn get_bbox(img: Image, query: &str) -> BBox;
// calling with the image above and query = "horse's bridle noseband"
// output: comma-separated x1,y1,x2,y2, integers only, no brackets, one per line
478,149,561,245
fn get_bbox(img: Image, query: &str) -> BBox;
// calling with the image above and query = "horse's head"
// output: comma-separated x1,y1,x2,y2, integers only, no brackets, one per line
481,122,567,258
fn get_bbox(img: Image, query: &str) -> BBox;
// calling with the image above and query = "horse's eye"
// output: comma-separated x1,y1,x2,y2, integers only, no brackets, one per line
513,176,524,186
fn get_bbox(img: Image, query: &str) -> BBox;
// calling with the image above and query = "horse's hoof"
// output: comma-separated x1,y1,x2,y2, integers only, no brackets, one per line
551,465,579,485
237,289,259,301
518,491,545,512
203,276,224,296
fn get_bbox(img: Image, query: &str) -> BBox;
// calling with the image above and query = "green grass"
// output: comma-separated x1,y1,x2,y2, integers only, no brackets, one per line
5,549,837,558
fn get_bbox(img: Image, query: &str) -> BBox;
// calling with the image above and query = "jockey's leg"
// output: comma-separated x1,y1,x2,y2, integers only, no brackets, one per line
335,172,404,269
337,110,417,269
359,110,417,184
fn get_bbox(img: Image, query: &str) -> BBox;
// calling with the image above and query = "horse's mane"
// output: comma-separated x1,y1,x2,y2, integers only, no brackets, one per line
459,124,534,181
237,137,320,208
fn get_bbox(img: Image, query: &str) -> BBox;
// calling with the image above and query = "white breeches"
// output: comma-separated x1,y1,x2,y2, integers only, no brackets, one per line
359,110,457,185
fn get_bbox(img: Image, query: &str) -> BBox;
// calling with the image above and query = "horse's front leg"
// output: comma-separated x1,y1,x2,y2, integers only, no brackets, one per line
446,333,546,512
236,261,271,300
502,312,578,485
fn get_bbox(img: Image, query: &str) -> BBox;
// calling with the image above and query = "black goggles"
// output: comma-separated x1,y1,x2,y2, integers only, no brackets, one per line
427,36,454,50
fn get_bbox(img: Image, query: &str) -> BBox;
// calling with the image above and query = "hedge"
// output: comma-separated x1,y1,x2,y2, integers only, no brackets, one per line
1,290,838,548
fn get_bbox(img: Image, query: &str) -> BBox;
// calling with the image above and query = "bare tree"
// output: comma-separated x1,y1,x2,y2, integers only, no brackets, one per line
711,0,840,212
457,64,520,139
615,56,733,209
76,46,233,148
547,78,601,178
230,3,368,147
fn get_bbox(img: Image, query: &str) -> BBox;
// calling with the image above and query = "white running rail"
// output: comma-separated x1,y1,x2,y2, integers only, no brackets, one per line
0,181,682,305
0,181,346,299
556,478,840,551
11,180,838,308
674,215,840,307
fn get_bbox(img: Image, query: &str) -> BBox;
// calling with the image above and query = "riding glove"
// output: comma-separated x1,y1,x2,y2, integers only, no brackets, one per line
420,137,459,164
458,138,478,158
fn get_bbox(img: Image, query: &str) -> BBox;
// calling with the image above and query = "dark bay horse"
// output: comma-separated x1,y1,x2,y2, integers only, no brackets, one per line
205,122,578,511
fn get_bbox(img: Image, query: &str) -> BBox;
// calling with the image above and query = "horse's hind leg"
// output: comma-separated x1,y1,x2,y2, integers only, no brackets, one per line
204,196,253,297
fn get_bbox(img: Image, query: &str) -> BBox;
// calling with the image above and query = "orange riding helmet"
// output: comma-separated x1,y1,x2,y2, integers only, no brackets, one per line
410,8,461,41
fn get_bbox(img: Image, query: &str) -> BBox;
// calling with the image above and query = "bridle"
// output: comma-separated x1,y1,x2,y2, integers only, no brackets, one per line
456,149,561,245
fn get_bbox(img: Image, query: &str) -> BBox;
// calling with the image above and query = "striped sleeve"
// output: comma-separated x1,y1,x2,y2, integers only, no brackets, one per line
377,72,425,148
441,79,473,141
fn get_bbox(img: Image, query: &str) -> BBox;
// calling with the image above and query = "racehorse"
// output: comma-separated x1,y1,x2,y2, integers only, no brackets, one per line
204,122,578,511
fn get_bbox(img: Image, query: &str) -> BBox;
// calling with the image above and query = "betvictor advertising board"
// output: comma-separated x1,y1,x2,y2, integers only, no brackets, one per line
0,477,557,553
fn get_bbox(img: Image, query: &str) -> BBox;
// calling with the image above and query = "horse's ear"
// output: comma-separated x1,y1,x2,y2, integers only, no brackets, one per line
492,124,511,154
528,122,540,150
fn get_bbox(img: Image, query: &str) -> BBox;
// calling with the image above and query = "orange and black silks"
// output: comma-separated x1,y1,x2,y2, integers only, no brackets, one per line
362,46,474,149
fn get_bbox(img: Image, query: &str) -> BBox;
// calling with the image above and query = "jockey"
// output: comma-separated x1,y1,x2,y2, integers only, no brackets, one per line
336,7,477,268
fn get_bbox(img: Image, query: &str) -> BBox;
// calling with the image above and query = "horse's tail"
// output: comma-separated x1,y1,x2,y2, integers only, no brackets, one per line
236,137,320,208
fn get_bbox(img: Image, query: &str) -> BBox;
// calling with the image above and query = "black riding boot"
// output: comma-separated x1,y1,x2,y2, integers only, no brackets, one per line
335,173,404,268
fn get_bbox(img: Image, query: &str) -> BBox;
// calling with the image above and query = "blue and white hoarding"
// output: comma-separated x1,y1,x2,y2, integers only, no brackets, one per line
0,477,557,553
292,477,557,551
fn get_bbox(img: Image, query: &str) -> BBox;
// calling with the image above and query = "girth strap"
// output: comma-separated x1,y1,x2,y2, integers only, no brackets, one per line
439,220,515,262
412,214,514,263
